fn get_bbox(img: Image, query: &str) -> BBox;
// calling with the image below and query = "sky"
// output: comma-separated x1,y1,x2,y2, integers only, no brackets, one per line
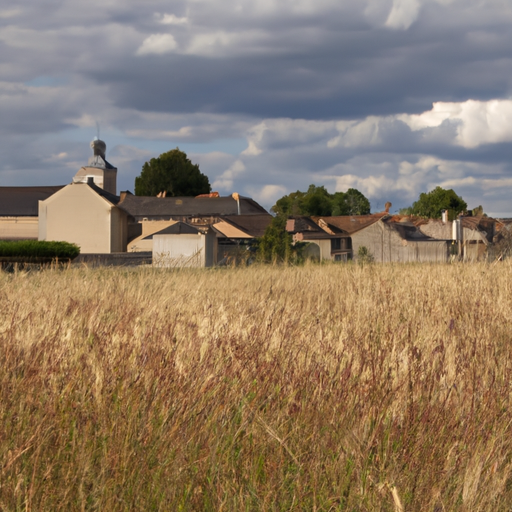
2,0,512,215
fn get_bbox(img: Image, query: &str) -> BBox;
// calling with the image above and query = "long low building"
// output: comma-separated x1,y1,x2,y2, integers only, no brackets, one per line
0,186,64,240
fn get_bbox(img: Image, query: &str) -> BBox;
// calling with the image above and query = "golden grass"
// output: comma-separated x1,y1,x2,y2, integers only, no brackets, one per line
1,261,512,510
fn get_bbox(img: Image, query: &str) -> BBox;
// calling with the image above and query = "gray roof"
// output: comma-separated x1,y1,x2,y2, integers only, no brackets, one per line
86,181,121,205
118,195,268,219
220,214,273,237
144,222,200,239
287,216,348,239
0,186,64,216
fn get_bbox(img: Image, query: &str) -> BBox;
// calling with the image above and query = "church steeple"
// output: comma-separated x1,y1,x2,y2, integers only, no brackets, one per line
72,138,118,195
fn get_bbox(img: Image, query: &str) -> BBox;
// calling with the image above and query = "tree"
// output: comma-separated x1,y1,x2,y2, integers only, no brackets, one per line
271,185,371,217
332,188,371,216
258,215,294,263
409,186,467,220
135,148,211,197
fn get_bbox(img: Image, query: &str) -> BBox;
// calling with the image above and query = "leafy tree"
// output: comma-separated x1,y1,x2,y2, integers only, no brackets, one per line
301,185,333,216
271,185,370,217
332,188,371,216
409,186,467,220
135,148,211,197
258,215,294,263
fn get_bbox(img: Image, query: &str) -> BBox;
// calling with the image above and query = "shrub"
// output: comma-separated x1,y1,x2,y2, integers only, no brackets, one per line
0,240,80,260
357,245,374,263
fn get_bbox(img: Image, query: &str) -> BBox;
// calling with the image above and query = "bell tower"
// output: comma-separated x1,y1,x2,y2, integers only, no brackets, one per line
72,138,118,195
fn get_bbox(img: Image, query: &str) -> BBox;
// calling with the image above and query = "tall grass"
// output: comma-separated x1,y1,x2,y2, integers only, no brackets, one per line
1,262,512,510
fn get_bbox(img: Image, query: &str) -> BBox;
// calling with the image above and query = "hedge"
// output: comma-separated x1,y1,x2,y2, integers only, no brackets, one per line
0,240,80,260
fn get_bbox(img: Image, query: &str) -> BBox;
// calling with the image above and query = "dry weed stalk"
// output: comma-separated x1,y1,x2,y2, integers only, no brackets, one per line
0,261,512,510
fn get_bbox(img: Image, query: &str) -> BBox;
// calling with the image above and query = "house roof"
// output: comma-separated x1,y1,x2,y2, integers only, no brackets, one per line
383,218,438,241
286,216,348,239
307,214,443,242
86,181,121,205
118,195,268,219
0,186,65,216
218,214,272,238
144,222,200,238
151,222,205,236
311,213,387,234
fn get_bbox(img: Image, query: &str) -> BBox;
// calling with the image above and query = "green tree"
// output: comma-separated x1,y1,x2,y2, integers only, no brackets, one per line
135,148,211,197
271,185,370,217
332,188,371,215
409,186,467,220
258,215,293,263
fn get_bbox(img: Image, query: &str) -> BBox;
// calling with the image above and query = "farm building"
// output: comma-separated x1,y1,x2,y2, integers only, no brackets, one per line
418,216,495,262
297,214,452,263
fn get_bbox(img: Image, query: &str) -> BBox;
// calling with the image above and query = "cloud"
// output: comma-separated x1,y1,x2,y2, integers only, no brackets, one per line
0,9,22,19
247,184,288,206
385,0,421,29
399,99,512,148
3,0,512,217
136,34,178,55
212,159,246,191
159,14,188,25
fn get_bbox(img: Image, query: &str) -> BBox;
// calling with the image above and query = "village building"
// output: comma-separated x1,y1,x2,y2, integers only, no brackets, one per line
153,222,218,268
38,178,128,253
1,139,271,259
286,216,352,261
0,186,64,241
0,138,498,264
288,213,452,263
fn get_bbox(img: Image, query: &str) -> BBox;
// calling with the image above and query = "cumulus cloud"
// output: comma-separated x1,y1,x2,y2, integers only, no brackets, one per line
3,0,512,216
136,34,178,55
399,99,512,148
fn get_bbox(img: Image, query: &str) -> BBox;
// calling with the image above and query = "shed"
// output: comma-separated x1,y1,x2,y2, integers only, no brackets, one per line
153,222,217,268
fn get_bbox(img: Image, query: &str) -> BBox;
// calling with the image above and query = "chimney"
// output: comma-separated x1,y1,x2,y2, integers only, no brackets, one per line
441,209,448,224
384,202,392,213
232,192,241,215
87,177,94,186
119,191,131,202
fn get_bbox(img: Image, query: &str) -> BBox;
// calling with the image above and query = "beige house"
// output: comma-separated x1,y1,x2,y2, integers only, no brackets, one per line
38,178,127,253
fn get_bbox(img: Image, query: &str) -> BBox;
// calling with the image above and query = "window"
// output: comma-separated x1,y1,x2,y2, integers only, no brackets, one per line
331,238,342,251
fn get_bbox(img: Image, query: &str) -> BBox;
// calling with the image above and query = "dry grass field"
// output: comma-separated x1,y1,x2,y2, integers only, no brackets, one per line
1,261,512,511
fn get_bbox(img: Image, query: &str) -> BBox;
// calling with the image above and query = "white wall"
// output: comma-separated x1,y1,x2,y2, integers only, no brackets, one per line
153,233,217,268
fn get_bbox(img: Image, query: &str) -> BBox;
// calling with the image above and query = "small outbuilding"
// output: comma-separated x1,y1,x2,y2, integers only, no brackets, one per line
153,222,217,268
